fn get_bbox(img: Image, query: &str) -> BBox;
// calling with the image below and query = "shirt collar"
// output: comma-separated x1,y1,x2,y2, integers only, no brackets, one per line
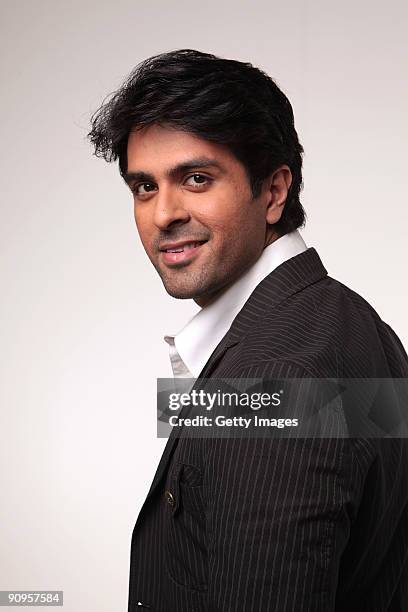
164,229,307,378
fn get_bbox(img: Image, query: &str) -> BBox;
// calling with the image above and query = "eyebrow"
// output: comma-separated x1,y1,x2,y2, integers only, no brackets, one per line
123,157,224,185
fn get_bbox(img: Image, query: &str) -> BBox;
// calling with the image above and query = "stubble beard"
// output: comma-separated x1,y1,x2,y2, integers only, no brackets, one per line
158,263,220,300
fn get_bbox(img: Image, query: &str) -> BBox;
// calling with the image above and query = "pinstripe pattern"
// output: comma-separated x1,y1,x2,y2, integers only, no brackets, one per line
128,248,408,611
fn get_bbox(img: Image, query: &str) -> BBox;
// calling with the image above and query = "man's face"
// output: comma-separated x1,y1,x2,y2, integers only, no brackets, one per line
125,124,289,307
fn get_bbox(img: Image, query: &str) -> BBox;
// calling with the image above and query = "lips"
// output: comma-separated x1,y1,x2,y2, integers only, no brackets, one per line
159,240,208,266
159,240,207,252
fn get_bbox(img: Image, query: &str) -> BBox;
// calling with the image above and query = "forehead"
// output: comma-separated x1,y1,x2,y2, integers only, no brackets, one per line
126,124,241,174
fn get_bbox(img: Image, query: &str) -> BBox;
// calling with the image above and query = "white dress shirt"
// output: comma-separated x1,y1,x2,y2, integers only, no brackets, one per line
164,230,307,378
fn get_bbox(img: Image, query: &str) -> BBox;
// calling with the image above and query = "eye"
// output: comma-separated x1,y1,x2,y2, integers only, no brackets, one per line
184,173,212,189
132,182,157,197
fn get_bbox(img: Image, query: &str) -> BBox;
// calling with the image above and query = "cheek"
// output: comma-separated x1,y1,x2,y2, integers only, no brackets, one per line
134,210,154,251
196,188,252,231
204,197,260,239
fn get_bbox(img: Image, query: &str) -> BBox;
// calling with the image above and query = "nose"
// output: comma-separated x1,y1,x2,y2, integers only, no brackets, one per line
153,186,190,230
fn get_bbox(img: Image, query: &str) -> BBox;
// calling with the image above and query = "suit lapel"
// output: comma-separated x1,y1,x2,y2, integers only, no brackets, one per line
144,247,328,502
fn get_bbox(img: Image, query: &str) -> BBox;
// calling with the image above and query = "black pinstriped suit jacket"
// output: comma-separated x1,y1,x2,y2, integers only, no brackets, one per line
128,247,408,611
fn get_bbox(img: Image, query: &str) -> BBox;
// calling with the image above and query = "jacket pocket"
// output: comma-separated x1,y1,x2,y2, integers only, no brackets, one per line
164,462,208,591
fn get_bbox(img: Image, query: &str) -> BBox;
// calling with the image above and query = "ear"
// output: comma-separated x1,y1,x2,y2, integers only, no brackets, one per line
264,165,292,225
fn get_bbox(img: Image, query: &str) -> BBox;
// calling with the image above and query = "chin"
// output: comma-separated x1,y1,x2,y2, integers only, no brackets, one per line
162,278,213,301
166,289,195,300
160,267,225,302
162,283,200,300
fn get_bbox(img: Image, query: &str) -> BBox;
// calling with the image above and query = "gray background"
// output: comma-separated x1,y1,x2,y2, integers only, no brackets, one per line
1,1,407,610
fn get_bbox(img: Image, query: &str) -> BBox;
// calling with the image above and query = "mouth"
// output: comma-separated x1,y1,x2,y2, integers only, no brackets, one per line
159,240,208,266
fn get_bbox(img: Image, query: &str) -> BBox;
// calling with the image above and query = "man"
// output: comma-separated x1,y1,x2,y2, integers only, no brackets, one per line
88,49,408,611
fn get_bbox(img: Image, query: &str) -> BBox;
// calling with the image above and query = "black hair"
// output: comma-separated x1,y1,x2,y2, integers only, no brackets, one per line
88,49,306,234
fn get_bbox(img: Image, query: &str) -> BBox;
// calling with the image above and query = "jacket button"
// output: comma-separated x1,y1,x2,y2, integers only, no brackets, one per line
165,489,175,507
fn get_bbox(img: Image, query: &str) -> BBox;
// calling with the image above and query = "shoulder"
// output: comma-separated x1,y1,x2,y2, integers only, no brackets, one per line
218,275,408,378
